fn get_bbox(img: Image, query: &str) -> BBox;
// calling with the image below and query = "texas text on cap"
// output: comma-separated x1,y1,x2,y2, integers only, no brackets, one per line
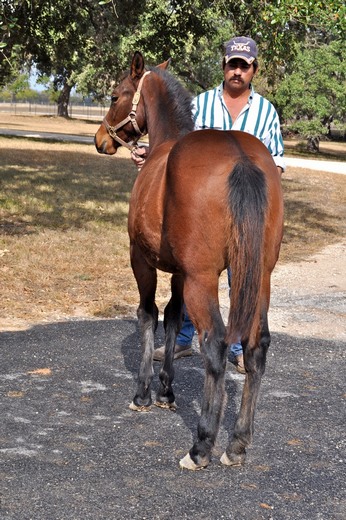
224,37,258,64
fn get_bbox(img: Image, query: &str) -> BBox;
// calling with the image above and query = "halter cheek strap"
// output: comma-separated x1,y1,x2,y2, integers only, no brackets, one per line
103,71,151,153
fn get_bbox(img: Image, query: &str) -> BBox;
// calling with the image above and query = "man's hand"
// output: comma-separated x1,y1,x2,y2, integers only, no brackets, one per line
131,147,148,171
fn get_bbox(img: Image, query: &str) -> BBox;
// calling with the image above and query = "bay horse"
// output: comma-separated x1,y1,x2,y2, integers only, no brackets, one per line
95,51,284,470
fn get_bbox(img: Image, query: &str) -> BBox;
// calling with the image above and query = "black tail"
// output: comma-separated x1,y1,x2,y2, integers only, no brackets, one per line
227,160,268,344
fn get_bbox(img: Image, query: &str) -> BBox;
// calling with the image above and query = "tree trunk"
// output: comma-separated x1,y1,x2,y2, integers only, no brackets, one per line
57,82,72,118
307,136,320,153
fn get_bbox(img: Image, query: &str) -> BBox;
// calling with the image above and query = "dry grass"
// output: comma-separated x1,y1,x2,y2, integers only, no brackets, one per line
0,114,101,136
0,135,172,330
284,139,346,160
0,116,345,331
281,167,345,261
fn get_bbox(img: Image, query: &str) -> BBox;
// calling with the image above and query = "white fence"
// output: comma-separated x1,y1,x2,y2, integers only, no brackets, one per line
0,102,107,120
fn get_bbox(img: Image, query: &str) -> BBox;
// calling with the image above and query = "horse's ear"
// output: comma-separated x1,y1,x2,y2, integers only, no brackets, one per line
157,58,171,70
131,51,145,79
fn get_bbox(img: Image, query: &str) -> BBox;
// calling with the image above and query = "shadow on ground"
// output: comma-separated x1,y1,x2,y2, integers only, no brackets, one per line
1,319,345,520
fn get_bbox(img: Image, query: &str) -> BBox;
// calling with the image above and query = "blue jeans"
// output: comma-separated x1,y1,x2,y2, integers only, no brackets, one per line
176,304,195,347
176,267,243,357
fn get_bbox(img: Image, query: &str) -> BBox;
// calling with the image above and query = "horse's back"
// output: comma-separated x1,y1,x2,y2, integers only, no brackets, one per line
169,129,277,179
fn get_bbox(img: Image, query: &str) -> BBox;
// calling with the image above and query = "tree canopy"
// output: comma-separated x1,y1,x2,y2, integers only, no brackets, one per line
1,0,345,140
275,39,346,149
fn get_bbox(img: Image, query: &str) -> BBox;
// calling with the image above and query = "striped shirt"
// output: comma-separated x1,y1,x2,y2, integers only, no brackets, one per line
192,82,285,170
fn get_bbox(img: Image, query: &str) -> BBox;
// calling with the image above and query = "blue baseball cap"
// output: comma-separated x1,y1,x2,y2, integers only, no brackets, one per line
224,37,258,64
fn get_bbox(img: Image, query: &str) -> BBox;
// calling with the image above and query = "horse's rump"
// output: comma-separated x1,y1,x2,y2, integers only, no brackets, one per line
162,129,282,343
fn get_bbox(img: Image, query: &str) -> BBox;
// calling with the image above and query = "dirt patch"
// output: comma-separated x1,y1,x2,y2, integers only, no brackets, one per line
269,242,345,341
219,242,345,342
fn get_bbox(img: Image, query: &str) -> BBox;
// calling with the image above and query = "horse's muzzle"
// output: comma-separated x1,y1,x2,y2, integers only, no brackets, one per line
94,136,112,155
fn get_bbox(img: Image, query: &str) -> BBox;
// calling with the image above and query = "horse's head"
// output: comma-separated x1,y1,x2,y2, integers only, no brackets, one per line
94,51,169,155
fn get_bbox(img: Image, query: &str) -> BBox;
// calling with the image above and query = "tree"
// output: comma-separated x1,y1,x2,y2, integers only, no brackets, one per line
0,72,39,102
274,39,346,151
1,0,105,116
1,0,345,119
25,1,96,116
0,0,28,86
72,0,346,99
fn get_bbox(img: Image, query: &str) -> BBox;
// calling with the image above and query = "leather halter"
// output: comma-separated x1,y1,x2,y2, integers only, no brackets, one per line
102,71,151,153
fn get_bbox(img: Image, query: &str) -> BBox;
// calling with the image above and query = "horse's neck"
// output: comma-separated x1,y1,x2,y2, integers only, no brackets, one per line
144,83,184,150
146,109,179,150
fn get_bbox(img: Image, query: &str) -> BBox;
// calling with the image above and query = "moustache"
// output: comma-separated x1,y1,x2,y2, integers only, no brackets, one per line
230,76,244,82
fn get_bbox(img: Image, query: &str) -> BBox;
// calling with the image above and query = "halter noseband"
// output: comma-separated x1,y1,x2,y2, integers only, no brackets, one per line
102,70,151,154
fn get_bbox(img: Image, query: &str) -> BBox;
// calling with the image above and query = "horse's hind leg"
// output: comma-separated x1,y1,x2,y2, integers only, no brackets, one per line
129,247,158,411
179,277,228,470
156,273,184,409
221,298,270,466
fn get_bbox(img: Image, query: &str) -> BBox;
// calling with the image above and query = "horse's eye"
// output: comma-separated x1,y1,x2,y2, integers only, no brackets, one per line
111,95,118,104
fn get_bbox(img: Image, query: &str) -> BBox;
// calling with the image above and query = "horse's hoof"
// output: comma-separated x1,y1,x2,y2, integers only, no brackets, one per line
129,401,151,412
220,451,245,467
179,453,208,471
154,400,177,411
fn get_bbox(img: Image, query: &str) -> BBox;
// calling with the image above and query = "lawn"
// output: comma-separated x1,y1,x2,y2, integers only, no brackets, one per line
0,116,345,330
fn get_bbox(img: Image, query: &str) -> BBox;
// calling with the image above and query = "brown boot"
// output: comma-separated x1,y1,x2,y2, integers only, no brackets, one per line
153,344,193,362
229,353,246,374
235,354,246,374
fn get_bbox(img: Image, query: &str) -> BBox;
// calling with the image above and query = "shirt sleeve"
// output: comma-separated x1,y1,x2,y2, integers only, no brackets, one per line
192,92,212,130
250,98,285,172
191,96,200,130
268,110,286,171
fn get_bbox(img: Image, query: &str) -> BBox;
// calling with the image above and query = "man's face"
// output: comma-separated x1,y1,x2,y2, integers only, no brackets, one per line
224,58,256,91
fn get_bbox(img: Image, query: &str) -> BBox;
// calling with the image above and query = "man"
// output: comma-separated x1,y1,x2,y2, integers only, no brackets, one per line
132,36,285,372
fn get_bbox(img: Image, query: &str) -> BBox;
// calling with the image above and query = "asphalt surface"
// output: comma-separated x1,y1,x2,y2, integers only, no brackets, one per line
1,318,345,520
0,128,93,144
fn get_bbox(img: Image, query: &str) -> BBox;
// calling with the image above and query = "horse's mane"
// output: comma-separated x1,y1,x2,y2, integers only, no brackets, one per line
149,66,195,136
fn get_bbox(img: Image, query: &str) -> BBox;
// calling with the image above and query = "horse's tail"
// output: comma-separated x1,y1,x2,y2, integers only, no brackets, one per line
226,160,268,345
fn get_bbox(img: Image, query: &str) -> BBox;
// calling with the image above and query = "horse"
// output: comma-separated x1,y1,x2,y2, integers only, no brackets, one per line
95,51,284,470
